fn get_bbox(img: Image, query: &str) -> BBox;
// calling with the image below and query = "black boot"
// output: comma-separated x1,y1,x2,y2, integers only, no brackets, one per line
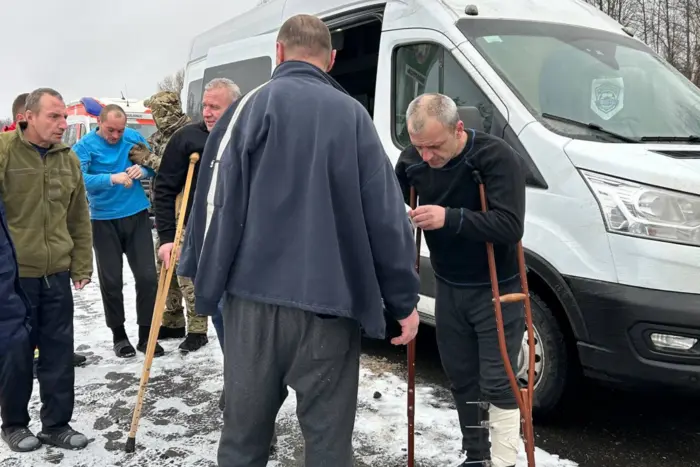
178,333,208,353
159,326,186,340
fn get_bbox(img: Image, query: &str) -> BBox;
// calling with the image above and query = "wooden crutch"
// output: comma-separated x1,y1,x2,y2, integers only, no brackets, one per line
407,187,420,467
472,170,536,467
125,152,200,453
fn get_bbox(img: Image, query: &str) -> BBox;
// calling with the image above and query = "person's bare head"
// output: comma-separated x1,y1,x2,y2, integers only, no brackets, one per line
202,78,240,131
98,104,127,145
406,93,466,168
11,93,29,123
23,88,67,147
275,14,336,72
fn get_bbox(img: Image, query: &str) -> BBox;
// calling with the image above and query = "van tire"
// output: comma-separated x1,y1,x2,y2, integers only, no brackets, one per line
529,291,569,419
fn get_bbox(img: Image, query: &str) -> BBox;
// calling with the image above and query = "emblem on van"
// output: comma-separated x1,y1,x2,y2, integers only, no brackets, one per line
591,77,624,120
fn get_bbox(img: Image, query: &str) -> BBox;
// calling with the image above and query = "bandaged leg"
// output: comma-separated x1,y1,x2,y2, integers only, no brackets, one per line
488,404,520,467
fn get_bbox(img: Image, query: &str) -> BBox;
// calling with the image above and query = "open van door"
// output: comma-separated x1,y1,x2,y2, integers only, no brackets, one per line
202,32,278,97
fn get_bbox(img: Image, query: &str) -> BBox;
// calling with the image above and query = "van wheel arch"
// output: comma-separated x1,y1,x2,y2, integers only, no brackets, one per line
524,252,586,418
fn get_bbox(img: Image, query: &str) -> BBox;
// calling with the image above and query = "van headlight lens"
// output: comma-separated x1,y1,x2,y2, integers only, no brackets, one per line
580,170,700,246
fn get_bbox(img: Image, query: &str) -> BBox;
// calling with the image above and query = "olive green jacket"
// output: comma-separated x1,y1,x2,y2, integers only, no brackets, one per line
0,126,93,281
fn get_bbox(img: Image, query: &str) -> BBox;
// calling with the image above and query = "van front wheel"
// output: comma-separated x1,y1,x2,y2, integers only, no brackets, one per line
517,291,569,418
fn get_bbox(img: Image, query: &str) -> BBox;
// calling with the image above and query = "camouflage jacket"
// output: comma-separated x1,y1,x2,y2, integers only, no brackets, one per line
129,91,191,172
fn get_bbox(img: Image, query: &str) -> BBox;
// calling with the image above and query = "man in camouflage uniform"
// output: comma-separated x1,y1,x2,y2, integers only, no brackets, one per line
129,91,208,351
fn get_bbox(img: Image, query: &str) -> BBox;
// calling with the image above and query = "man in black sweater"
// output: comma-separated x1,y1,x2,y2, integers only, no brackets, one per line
153,78,240,353
395,93,526,467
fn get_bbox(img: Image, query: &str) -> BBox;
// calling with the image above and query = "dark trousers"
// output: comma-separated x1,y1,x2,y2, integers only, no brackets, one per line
92,210,157,330
219,295,361,467
435,278,525,461
0,272,75,432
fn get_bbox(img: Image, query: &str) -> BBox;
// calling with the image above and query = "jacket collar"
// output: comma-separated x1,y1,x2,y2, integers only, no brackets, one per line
15,122,69,155
271,60,349,96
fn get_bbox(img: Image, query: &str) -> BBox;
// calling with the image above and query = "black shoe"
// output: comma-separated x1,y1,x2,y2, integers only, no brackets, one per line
1,427,42,452
114,339,136,358
159,326,186,340
37,426,88,451
73,353,87,367
137,341,165,357
178,333,208,353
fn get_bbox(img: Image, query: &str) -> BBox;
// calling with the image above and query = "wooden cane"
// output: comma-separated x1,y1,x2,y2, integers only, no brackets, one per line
407,187,420,467
473,170,536,467
125,152,200,453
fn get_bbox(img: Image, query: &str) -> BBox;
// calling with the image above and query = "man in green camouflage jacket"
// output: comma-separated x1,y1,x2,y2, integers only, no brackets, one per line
129,91,206,350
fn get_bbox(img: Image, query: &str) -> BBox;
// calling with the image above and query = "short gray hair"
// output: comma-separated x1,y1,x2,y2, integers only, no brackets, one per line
204,78,241,100
25,88,64,114
406,93,459,133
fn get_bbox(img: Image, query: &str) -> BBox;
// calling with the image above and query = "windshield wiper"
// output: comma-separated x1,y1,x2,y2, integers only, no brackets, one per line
541,113,640,144
640,135,700,143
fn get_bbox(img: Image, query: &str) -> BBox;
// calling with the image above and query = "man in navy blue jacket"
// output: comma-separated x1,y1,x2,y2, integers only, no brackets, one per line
0,198,39,452
179,13,421,467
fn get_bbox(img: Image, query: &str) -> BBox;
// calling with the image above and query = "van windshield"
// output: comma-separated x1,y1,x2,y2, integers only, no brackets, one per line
458,19,700,142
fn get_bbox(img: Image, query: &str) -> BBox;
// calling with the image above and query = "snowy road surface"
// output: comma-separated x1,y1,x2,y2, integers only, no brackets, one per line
0,262,577,467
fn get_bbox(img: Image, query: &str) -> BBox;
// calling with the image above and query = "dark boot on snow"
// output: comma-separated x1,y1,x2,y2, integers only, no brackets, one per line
179,333,208,353
159,326,186,340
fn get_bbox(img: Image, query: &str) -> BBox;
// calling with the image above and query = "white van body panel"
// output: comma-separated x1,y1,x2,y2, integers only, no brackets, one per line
181,58,206,115
442,0,626,33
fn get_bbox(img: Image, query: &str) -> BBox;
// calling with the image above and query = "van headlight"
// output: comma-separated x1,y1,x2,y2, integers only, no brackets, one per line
580,170,700,246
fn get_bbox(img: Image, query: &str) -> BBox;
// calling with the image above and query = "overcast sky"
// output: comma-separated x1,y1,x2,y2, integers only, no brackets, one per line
0,0,256,119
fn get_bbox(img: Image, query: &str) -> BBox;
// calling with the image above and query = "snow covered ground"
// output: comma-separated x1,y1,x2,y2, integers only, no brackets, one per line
0,261,578,467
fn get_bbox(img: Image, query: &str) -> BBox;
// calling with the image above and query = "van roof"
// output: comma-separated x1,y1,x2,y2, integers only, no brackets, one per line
66,97,152,114
187,0,627,63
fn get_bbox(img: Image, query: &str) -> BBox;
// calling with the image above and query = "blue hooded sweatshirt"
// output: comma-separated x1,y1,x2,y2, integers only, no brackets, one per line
73,127,155,220
178,60,420,339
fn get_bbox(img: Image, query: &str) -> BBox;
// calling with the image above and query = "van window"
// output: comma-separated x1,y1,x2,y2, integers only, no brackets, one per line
202,56,272,98
186,79,204,120
459,18,700,141
393,43,494,148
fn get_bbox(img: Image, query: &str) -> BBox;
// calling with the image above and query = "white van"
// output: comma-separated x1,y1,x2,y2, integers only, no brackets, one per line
182,0,700,415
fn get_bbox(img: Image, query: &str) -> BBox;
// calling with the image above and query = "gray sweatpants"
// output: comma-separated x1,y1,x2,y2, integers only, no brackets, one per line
218,295,362,467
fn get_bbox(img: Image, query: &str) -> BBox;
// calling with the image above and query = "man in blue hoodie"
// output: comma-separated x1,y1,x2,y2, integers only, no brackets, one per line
179,14,421,467
73,104,164,358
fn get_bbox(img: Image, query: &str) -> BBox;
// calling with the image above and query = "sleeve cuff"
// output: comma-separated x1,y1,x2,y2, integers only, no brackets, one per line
444,207,463,233
158,229,176,245
195,295,220,317
141,167,149,178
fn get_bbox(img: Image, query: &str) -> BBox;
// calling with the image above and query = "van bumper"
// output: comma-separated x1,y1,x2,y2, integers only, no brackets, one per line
566,277,700,389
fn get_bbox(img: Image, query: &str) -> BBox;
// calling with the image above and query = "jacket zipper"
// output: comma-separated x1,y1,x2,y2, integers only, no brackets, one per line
42,153,51,280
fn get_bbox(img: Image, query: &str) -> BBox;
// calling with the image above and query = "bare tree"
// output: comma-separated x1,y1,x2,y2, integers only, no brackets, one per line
0,117,12,129
157,68,185,95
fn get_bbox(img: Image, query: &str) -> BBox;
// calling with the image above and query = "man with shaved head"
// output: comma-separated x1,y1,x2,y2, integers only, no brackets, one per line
179,13,420,467
395,93,526,467
73,104,164,359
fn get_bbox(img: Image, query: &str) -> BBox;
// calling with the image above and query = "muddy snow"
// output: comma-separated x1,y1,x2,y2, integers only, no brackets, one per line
0,261,577,467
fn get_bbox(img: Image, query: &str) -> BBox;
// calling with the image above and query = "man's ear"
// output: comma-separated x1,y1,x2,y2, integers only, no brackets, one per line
275,42,284,66
326,49,337,72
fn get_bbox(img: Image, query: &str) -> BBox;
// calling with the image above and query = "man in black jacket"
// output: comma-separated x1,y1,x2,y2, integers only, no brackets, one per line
153,78,240,352
395,93,526,467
